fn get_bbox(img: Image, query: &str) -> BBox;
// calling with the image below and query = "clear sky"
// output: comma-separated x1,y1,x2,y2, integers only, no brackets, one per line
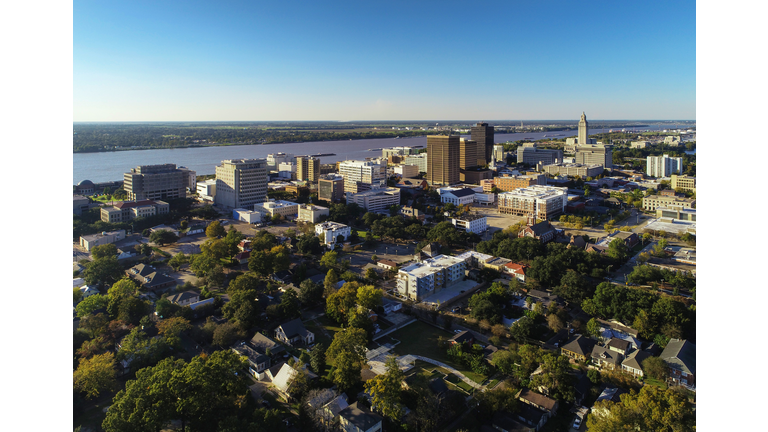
74,0,695,121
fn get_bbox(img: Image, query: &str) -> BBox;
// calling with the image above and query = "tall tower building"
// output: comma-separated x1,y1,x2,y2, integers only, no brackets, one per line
471,122,494,165
297,157,320,182
578,112,589,145
646,154,683,178
459,138,479,170
427,135,460,186
123,164,187,201
213,159,268,210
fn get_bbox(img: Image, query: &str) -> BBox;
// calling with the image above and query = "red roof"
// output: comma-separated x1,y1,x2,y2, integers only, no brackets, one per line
235,251,251,260
504,262,527,275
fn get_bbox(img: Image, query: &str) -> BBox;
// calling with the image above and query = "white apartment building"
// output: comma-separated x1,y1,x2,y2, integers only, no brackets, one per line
396,254,467,301
338,160,387,194
214,159,268,210
451,214,487,234
277,162,297,180
346,187,401,213
497,185,567,219
630,141,651,149
297,204,329,223
315,222,352,249
393,164,419,178
196,179,217,201
403,154,428,173
646,154,683,178
254,200,299,219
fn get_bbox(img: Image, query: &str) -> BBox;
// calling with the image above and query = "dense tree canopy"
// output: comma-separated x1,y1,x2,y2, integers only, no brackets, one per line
74,352,117,399
586,386,695,432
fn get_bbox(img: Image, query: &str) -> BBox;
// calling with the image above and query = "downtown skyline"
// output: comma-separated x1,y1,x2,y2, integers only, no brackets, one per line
74,0,695,121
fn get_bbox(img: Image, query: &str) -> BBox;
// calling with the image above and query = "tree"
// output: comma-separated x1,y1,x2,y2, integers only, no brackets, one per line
223,226,245,256
248,250,274,276
364,356,404,421
155,298,180,319
168,252,189,272
116,327,169,371
491,349,517,375
299,279,323,305
607,238,628,261
222,288,260,329
150,230,179,246
324,269,339,297
91,243,118,260
509,316,533,342
585,386,695,432
270,245,290,273
83,257,124,287
206,220,226,238
310,343,326,374
157,317,192,348
73,287,83,304
213,321,245,347
547,314,565,333
297,234,322,255
319,250,339,270
80,312,110,338
555,270,593,304
365,267,378,281
74,352,117,399
586,318,602,340
331,349,361,394
529,353,574,401
356,285,382,310
280,288,301,319
76,294,108,318
326,284,358,325
641,356,669,381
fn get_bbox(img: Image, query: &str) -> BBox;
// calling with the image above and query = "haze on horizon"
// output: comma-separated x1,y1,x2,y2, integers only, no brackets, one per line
74,0,696,122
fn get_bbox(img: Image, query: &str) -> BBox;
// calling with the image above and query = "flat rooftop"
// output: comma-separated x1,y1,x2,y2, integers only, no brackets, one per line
399,254,465,278
498,185,566,199
642,218,696,235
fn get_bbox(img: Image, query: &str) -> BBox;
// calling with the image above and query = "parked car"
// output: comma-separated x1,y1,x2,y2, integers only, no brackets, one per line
572,417,581,429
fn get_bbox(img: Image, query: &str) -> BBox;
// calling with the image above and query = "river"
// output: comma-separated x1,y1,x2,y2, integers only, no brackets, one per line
73,124,694,184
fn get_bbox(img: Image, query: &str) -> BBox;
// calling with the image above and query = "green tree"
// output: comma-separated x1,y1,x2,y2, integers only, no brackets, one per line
326,284,358,325
364,356,405,421
280,288,301,319
529,353,574,401
319,250,339,270
212,321,246,347
83,257,124,287
547,314,565,333
297,234,322,255
222,288,260,329
80,312,110,338
555,270,592,304
641,356,669,381
324,269,339,297
365,267,378,281
607,238,628,261
509,316,533,342
76,294,108,318
270,245,290,273
116,327,169,371
299,279,323,305
91,243,118,260
168,252,189,272
586,318,602,341
150,230,179,246
155,298,180,319
223,226,245,256
585,386,695,432
356,285,382,310
73,287,83,304
74,352,117,399
248,249,273,276
309,343,326,374
491,349,517,376
206,220,226,238
157,317,192,349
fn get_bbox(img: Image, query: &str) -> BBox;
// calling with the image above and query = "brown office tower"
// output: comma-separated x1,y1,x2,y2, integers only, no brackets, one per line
297,156,320,182
427,135,460,186
471,122,494,165
459,139,480,170
318,175,345,203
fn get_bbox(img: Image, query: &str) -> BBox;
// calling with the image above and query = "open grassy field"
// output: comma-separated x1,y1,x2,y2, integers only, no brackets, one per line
386,320,487,383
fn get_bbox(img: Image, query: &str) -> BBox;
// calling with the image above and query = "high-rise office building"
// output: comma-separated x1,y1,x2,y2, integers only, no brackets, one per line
404,154,428,173
471,122,494,164
459,138,480,170
318,174,345,203
493,144,505,162
338,160,387,194
575,144,613,168
427,135,460,186
213,159,268,210
516,143,564,166
124,164,187,201
297,157,320,182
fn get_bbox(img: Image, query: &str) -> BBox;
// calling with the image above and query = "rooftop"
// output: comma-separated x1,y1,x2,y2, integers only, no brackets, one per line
316,221,349,231
452,213,487,222
399,254,466,278
498,185,567,199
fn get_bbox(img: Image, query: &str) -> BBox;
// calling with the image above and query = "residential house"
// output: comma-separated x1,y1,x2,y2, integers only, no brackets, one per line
79,285,100,299
271,362,318,398
232,343,272,378
515,404,549,431
416,242,442,261
234,250,251,265
250,332,285,357
376,259,398,271
517,389,558,416
275,318,315,346
621,349,654,377
271,270,293,284
491,411,536,432
526,290,561,310
382,298,403,315
660,339,696,389
448,330,475,346
561,335,597,362
338,401,383,432
606,338,631,356
591,345,624,370
125,263,176,291
503,262,528,282
167,291,200,307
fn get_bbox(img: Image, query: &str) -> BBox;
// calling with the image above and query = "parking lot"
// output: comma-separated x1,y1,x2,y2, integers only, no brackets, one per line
471,206,527,234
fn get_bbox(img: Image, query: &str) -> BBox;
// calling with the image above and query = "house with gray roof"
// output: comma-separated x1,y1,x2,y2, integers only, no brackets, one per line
561,335,597,362
621,349,654,377
591,345,624,370
125,263,176,291
249,332,285,356
338,401,383,432
660,338,696,389
275,318,314,346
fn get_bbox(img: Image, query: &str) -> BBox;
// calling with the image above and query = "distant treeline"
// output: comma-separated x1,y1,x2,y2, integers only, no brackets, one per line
72,123,430,153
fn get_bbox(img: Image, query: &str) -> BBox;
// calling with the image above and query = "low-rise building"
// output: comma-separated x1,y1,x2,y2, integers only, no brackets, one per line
196,179,217,201
670,174,696,193
254,200,300,219
338,401,383,432
100,200,170,223
73,195,90,216
393,164,419,178
318,174,345,203
542,163,603,178
630,141,651,149
439,187,476,206
660,339,696,389
560,335,597,362
642,195,695,212
474,192,496,206
79,230,126,251
167,291,200,307
233,208,262,224
498,186,567,219
503,262,528,282
125,263,176,291
396,254,466,301
297,204,330,223
346,187,401,213
399,206,424,221
315,221,352,248
451,213,487,234
488,174,547,192
275,318,315,346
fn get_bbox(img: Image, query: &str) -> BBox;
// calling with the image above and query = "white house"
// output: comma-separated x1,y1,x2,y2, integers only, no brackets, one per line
439,187,476,206
450,214,487,234
233,208,262,224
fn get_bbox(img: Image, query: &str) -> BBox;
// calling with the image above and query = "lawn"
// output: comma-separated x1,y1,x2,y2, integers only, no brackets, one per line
445,374,473,393
643,377,668,389
386,320,487,384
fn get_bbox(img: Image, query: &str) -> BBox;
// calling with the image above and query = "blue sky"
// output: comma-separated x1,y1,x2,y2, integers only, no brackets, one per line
74,0,695,121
